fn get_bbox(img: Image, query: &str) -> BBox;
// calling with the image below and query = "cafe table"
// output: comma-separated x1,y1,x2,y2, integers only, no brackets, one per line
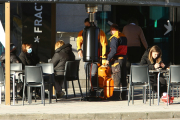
149,69,169,105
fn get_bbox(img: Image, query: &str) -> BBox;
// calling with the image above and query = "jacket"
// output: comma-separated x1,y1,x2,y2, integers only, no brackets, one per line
140,48,164,70
19,51,40,69
0,52,21,64
122,24,148,49
76,29,108,64
107,31,127,61
50,43,75,76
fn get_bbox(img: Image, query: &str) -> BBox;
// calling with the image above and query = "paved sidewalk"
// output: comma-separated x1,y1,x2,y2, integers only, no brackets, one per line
0,88,180,120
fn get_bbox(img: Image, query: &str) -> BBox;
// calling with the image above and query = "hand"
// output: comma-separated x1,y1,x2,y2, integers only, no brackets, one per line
78,50,83,58
154,63,160,69
160,63,165,68
105,60,109,66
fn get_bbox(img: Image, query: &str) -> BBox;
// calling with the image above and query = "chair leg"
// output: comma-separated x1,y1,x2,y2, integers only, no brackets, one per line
22,84,25,106
177,86,178,99
152,85,154,104
132,86,134,104
172,86,174,97
78,79,83,97
54,88,57,102
143,87,144,103
72,81,76,97
149,85,151,106
35,88,36,102
48,84,52,104
15,84,18,103
43,86,45,106
64,78,68,99
41,86,43,104
128,84,131,106
0,86,1,104
144,87,146,104
167,84,170,106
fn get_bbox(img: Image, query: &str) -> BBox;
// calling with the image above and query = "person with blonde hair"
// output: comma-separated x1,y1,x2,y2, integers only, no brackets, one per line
140,45,167,96
50,40,75,98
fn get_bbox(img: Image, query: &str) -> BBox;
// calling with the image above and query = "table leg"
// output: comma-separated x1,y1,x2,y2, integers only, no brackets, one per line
27,86,32,104
158,72,161,105
13,73,16,105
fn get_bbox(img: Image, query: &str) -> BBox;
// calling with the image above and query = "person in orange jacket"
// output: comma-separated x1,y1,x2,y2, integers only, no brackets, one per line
77,18,108,86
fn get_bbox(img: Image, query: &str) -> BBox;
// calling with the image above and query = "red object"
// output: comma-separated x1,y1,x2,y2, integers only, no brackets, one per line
161,94,174,104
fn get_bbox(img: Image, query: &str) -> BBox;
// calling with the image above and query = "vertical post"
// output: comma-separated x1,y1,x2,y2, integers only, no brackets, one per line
51,3,56,96
5,2,10,105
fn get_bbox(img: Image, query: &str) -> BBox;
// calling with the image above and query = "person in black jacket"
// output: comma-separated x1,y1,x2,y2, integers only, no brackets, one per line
19,43,39,68
18,43,40,97
0,43,21,64
50,40,75,98
140,45,167,96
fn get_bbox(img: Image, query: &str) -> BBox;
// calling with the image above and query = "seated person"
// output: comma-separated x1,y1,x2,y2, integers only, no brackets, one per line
0,43,21,64
18,43,40,97
140,45,167,96
50,40,75,98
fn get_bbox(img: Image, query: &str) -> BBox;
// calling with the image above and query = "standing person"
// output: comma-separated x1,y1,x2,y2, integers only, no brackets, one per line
106,24,127,100
50,40,75,98
122,17,148,74
77,18,108,87
0,43,21,64
18,43,40,97
140,45,167,96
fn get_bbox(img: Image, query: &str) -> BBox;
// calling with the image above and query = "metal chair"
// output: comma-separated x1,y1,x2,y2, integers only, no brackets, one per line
10,63,23,103
56,60,83,99
0,66,5,104
36,63,57,103
23,66,45,106
128,65,152,106
167,65,180,105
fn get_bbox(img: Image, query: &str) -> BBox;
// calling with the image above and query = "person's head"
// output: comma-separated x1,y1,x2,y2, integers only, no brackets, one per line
55,40,65,50
148,45,162,64
10,43,16,53
84,18,90,27
110,24,119,35
22,43,32,54
128,17,138,25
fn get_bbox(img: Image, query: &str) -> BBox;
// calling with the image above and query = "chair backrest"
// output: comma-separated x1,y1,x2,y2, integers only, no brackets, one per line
170,65,180,83
130,65,149,83
10,63,22,70
25,66,43,83
36,63,54,74
131,63,140,65
64,60,80,80
0,66,4,83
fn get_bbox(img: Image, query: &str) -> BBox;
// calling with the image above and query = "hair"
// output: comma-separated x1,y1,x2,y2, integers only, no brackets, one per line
84,18,90,23
55,40,65,50
128,17,138,25
22,43,32,53
110,24,119,31
148,45,162,64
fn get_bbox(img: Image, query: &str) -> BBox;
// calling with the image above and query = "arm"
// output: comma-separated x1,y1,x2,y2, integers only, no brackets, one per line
49,53,60,67
140,50,155,70
107,37,118,61
19,53,27,68
100,30,108,64
76,30,83,51
139,27,148,49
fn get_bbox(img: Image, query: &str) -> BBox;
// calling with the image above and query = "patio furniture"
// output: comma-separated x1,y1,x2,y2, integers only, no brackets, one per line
128,65,152,106
23,66,45,106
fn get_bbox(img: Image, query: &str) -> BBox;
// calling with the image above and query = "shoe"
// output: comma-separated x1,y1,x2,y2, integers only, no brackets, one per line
56,91,65,98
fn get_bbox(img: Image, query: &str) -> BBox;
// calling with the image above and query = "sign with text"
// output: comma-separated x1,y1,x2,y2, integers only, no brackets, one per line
22,3,52,62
